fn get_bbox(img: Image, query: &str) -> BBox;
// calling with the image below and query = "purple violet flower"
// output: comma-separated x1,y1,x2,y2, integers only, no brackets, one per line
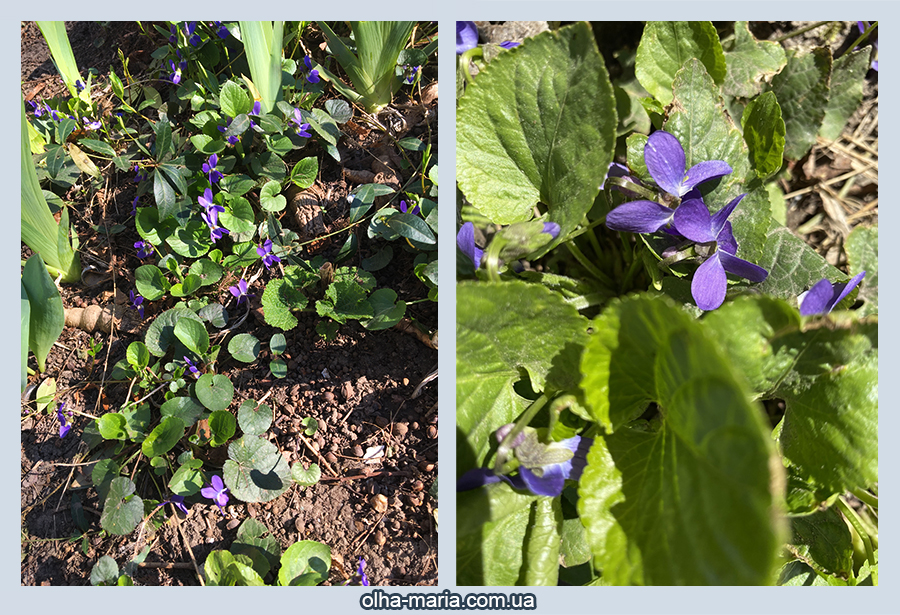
672,194,768,311
129,290,145,319
499,41,520,49
457,431,592,497
228,278,252,305
457,21,478,54
303,55,320,84
290,108,312,138
201,475,229,515
201,208,229,242
398,200,421,215
457,222,484,270
202,154,224,184
199,187,216,211
134,240,154,259
185,21,201,47
217,118,240,145
645,130,732,199
56,402,72,438
358,558,370,586
133,165,146,183
799,271,866,316
257,239,281,269
157,494,189,515
131,196,139,216
184,356,200,376
82,117,101,130
213,21,230,39
168,60,182,85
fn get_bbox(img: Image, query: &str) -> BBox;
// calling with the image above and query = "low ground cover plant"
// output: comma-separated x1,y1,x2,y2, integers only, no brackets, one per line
22,20,437,586
456,20,877,586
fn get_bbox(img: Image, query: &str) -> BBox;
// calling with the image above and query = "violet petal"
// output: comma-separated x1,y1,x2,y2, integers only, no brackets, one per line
683,160,732,195
710,193,745,238
606,200,675,233
456,21,478,54
672,198,715,243
644,131,687,197
719,251,768,283
692,253,727,311
798,278,835,316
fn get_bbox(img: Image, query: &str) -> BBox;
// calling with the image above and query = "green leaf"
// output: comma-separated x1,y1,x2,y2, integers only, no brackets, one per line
195,374,235,412
199,303,229,329
20,284,29,390
160,395,208,427
209,410,237,447
457,483,539,585
136,206,176,246
188,258,224,287
290,157,318,189
78,138,117,157
204,550,265,586
259,180,286,212
457,281,590,470
769,47,832,161
135,264,170,301
220,174,257,196
291,462,321,486
141,416,185,457
722,21,787,98
220,80,252,118
384,213,436,245
780,353,878,493
845,225,877,316
324,98,351,123
169,458,204,496
166,220,212,259
97,413,128,440
349,183,395,223
223,435,292,503
232,518,281,578
635,21,726,105
220,196,256,237
190,133,226,155
363,288,406,331
174,317,210,356
126,341,150,370
361,245,393,271
577,295,783,585
457,21,616,248
315,274,372,325
153,167,175,214
91,458,120,502
789,507,854,577
145,307,204,357
153,117,172,162
250,151,286,181
237,399,272,436
261,279,306,331
90,555,120,586
278,541,331,586
819,49,870,141
100,477,143,535
121,402,151,440
741,91,785,180
228,333,261,363
754,225,844,302
270,358,287,379
21,254,64,373
269,333,286,355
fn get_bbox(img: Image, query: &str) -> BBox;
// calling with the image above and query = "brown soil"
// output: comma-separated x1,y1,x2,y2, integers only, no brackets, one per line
21,21,438,586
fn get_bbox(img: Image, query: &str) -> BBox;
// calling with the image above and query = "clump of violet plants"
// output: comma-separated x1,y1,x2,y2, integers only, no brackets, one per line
456,21,877,586
23,20,437,585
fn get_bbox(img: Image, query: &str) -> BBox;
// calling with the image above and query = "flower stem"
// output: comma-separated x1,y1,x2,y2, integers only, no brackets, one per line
836,496,877,583
493,394,548,476
564,240,614,288
851,487,878,509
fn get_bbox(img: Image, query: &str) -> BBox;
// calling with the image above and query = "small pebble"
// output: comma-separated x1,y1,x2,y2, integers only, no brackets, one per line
374,530,387,546
426,425,438,439
375,416,390,428
370,494,389,513
402,377,409,386
226,519,240,530
323,391,335,403
412,480,424,492
394,422,409,437
353,444,364,457
418,461,434,473
317,418,327,433
325,452,338,464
